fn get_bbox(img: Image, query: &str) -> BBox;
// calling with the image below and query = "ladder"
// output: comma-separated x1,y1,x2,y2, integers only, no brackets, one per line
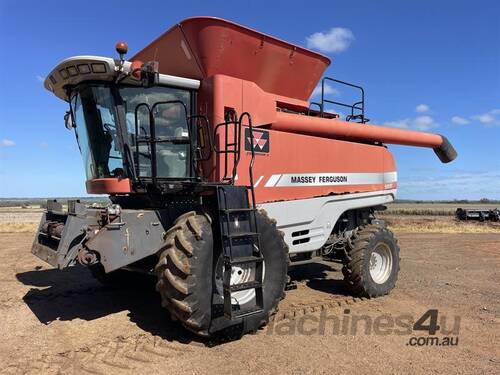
214,112,264,319
217,185,264,319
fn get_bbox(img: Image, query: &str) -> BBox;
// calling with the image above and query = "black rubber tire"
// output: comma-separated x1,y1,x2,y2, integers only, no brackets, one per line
342,224,400,298
210,209,288,338
154,210,288,338
155,211,214,336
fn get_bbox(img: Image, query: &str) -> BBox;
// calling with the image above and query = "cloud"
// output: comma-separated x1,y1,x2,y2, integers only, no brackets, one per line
398,171,500,200
415,104,430,113
311,83,340,98
413,115,437,130
306,27,354,53
0,139,15,148
451,116,470,125
384,119,411,129
324,108,347,119
472,109,500,126
36,75,45,83
385,115,438,131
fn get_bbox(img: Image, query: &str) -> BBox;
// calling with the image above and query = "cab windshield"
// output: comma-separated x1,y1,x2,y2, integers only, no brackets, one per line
70,84,192,181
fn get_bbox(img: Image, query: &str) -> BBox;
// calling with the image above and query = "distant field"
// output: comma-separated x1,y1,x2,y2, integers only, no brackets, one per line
0,207,43,233
383,202,499,216
1,203,499,234
383,215,500,233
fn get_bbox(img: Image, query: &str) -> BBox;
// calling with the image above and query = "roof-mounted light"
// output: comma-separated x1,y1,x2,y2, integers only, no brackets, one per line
115,41,128,60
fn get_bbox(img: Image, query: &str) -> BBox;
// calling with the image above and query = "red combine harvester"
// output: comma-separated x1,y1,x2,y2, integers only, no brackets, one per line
33,17,457,338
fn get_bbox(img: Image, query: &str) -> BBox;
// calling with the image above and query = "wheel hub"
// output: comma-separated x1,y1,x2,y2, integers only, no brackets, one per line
369,243,393,284
215,258,265,306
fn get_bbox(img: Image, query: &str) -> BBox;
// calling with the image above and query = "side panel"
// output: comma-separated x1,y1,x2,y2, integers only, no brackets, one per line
237,127,397,203
85,210,167,273
201,74,398,204
32,212,91,268
259,189,397,254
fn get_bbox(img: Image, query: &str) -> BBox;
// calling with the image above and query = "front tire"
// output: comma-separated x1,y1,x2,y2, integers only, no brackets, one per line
154,210,288,338
342,224,400,297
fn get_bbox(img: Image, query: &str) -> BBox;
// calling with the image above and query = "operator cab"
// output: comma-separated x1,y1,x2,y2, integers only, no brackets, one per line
44,43,201,194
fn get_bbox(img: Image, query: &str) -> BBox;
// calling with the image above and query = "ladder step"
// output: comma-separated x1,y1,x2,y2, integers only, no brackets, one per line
231,256,263,266
230,306,264,319
223,232,259,239
220,208,256,213
226,281,262,292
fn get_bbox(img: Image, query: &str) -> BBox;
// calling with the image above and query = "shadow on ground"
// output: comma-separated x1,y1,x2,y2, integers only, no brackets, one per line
289,261,351,296
16,266,201,344
16,261,350,345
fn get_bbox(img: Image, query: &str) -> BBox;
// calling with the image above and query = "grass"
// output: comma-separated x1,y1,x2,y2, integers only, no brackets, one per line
0,223,39,233
384,216,500,234
1,219,498,235
383,202,499,216
1,203,499,234
381,208,453,216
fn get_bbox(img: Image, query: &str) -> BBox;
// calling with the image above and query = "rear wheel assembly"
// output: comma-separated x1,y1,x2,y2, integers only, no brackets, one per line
154,210,288,338
342,224,400,297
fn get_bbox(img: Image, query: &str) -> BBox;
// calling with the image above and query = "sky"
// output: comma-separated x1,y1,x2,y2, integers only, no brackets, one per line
0,0,499,200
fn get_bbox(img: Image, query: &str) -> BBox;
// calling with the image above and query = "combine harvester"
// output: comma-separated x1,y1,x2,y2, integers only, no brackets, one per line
33,17,457,338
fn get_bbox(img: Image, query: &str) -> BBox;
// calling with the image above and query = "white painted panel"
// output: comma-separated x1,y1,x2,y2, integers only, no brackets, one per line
259,189,396,254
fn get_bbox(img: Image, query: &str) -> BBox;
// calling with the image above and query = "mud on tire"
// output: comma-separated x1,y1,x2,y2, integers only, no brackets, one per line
154,210,288,338
155,211,214,336
342,224,400,298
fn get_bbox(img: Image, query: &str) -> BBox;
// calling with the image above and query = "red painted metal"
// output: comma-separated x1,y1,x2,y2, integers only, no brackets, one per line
272,111,445,148
132,17,331,101
86,178,131,194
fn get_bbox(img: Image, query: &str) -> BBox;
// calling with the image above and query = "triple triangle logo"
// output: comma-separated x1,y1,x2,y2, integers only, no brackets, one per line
244,128,270,153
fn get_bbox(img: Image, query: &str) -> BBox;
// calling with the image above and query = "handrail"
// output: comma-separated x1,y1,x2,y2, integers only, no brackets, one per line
133,100,193,184
320,77,368,123
239,112,257,209
214,118,240,182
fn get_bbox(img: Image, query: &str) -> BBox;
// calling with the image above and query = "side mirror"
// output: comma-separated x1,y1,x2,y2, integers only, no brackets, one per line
64,111,74,130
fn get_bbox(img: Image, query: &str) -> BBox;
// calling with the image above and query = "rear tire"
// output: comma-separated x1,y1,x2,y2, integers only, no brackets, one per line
342,224,400,298
154,210,288,338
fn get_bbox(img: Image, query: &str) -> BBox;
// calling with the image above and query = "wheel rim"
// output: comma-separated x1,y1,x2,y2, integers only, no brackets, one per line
369,243,393,284
215,257,265,306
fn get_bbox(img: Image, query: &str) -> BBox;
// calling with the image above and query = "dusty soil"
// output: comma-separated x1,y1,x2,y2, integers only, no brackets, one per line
0,230,499,374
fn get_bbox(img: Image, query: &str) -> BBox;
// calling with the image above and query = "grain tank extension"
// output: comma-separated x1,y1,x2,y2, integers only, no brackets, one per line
32,17,457,339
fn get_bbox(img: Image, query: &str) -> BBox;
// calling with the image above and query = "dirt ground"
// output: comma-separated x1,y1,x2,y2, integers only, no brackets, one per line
0,229,499,374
